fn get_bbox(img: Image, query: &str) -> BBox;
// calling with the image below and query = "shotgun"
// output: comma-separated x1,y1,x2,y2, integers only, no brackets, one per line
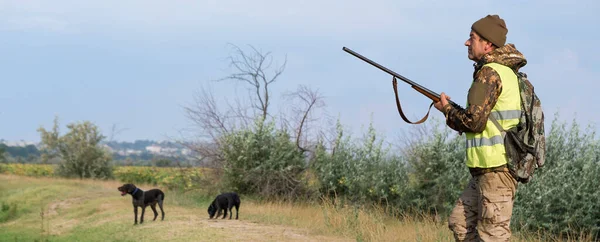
343,46,463,124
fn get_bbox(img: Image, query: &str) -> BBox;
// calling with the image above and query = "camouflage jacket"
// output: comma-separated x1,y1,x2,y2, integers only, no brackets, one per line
442,44,527,133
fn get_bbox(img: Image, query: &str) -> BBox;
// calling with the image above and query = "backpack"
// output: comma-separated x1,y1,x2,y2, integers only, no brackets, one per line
488,71,546,183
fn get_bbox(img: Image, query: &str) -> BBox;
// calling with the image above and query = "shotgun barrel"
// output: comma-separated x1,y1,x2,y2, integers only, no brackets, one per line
342,46,461,108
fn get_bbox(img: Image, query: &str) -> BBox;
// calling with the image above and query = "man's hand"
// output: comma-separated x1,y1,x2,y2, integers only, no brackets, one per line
433,92,463,135
434,92,451,112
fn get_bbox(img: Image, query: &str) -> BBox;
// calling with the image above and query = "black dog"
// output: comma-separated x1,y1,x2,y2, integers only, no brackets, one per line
207,192,240,220
118,183,165,225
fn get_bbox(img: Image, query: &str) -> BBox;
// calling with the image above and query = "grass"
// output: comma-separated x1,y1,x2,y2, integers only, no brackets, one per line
0,174,594,242
243,198,454,241
0,175,225,242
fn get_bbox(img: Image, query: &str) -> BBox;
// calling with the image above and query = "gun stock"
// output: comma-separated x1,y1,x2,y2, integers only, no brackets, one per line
342,46,461,108
412,85,440,103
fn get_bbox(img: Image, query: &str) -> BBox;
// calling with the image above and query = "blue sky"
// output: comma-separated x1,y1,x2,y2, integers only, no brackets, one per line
1,0,598,143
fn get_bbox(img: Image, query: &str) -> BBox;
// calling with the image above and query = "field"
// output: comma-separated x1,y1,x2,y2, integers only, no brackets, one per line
0,164,591,241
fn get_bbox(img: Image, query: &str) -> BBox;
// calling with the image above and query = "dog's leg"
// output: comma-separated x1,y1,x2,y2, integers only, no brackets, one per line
158,199,165,221
140,206,146,224
216,203,222,219
134,206,138,225
151,203,158,221
235,204,239,220
228,199,233,219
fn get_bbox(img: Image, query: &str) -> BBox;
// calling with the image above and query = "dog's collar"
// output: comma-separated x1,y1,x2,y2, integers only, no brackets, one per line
131,187,139,195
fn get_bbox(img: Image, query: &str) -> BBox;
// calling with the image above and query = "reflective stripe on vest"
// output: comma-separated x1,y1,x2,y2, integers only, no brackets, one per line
465,62,522,168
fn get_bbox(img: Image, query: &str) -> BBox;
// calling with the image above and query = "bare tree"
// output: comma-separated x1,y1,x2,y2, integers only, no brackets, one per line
281,85,326,153
184,85,231,141
181,84,230,167
182,44,288,166
217,44,287,121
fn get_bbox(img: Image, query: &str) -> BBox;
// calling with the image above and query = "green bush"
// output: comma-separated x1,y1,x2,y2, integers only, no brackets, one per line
220,117,308,200
38,118,113,179
400,119,470,217
512,114,600,238
311,114,600,238
311,119,411,208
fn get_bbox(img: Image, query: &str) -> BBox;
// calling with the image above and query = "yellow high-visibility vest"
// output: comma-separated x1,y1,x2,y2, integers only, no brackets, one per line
465,63,522,168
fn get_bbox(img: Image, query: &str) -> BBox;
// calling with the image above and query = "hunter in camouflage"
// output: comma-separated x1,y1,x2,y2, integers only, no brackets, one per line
440,43,526,133
433,14,527,241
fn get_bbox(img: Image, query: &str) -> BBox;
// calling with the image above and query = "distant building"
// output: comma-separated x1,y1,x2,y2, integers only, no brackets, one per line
145,145,162,154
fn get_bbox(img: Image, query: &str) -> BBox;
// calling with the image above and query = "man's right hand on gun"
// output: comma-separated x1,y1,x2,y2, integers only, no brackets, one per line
434,92,463,136
434,92,451,112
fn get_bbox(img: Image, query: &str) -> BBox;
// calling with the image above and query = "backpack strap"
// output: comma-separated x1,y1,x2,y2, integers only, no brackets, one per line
488,115,506,138
392,77,434,124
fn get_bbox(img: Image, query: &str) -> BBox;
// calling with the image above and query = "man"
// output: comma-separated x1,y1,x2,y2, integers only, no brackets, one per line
433,14,527,241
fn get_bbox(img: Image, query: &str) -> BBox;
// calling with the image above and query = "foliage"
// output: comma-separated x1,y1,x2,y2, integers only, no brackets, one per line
311,119,411,208
0,163,209,191
400,119,470,217
113,166,208,191
0,146,5,163
0,144,40,161
512,113,600,239
311,118,469,218
311,114,600,238
219,117,308,200
0,163,55,177
37,117,113,179
153,158,173,167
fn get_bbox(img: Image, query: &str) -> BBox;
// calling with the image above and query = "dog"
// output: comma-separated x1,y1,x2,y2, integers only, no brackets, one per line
207,192,240,220
117,183,165,225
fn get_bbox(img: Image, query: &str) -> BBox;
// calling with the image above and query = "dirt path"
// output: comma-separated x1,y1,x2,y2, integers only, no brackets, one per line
201,219,352,242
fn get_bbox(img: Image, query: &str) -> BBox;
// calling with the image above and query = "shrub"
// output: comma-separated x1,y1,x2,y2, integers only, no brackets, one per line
219,117,308,200
37,118,113,179
512,114,600,238
311,119,411,209
400,119,470,218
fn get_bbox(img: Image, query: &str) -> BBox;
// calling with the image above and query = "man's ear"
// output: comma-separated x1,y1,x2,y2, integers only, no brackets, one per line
485,41,496,51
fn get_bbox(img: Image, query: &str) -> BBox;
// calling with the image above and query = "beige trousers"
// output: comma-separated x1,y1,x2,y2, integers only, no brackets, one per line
448,171,518,242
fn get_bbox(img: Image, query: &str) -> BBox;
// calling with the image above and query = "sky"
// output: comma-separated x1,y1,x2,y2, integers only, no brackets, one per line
1,0,598,144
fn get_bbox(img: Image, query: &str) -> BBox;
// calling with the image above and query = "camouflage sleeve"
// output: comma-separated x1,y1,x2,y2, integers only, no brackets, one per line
441,66,502,133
